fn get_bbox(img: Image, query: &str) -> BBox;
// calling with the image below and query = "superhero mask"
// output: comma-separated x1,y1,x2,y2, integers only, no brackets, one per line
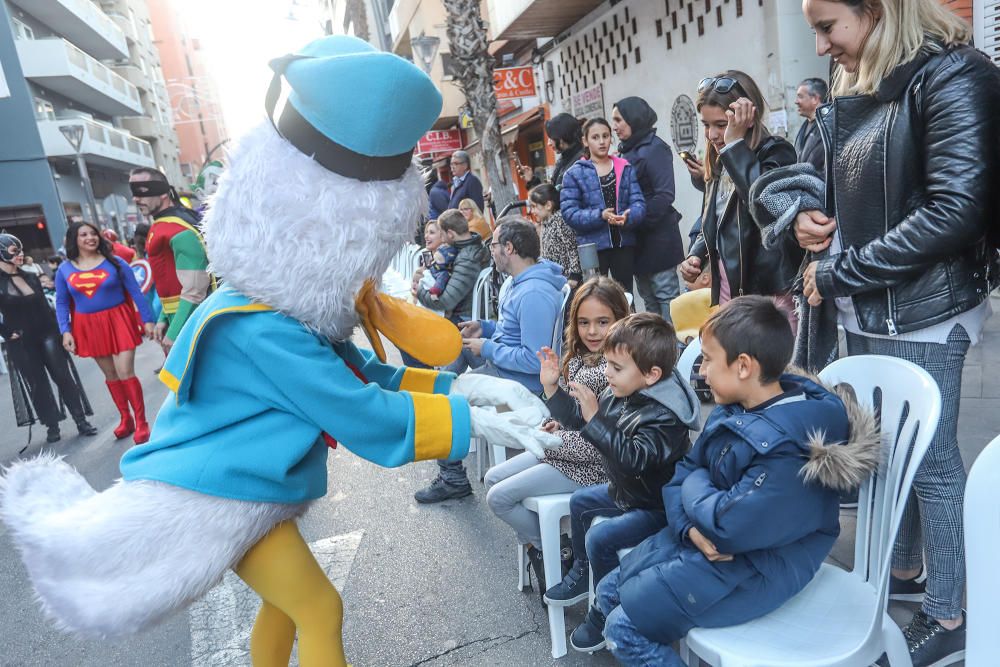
0,234,24,263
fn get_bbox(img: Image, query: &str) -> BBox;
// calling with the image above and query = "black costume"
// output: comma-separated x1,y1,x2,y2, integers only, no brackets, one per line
0,235,93,441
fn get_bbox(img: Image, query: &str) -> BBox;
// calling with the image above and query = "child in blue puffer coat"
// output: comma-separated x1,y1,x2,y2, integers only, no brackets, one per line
560,117,645,291
594,296,879,665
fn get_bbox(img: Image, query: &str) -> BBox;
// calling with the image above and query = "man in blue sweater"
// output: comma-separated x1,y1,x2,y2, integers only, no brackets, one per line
416,217,567,503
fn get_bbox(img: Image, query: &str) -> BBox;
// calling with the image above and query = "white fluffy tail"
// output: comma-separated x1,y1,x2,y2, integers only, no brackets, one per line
0,455,306,639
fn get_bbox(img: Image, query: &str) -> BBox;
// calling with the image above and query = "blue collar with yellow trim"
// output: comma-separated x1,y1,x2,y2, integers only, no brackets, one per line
159,286,274,404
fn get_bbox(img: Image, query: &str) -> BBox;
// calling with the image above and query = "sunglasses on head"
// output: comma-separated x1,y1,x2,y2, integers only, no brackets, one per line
698,77,743,95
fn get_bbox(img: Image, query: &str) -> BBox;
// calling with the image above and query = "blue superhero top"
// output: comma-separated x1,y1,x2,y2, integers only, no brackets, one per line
55,257,155,332
119,286,470,504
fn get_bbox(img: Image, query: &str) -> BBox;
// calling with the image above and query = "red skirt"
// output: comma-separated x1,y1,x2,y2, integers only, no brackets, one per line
71,301,144,358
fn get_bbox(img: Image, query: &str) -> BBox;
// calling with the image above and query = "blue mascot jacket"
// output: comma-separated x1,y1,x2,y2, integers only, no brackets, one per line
120,286,470,504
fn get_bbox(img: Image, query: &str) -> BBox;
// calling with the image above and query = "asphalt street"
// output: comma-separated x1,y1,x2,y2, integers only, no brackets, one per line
0,337,616,667
4,299,1000,666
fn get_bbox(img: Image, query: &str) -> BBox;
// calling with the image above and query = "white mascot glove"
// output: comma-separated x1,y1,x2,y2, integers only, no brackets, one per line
469,407,561,458
451,374,549,416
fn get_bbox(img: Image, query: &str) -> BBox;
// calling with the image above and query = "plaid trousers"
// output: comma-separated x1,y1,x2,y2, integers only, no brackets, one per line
846,325,970,620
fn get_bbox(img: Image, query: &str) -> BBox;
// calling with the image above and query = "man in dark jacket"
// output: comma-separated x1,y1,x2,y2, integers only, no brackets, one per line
447,150,484,211
613,97,685,321
593,298,876,665
540,313,701,653
428,176,451,220
794,78,827,173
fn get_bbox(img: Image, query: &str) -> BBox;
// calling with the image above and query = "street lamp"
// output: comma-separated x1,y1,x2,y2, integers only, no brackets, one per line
410,31,440,75
59,124,101,227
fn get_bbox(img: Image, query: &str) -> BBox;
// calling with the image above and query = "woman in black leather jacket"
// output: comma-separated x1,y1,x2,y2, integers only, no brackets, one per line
0,234,96,443
680,70,802,320
797,2,1000,664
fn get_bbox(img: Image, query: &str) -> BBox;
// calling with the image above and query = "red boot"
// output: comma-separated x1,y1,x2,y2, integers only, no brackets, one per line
106,380,134,439
123,377,150,444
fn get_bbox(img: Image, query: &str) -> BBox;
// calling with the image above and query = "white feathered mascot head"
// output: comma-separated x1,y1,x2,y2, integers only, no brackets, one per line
202,35,454,358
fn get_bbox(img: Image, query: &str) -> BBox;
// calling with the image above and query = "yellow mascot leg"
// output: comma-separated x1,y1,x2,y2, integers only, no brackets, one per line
235,521,347,667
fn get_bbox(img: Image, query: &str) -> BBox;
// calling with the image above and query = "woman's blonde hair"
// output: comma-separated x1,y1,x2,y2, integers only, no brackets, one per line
459,198,484,218
695,70,769,182
831,0,971,97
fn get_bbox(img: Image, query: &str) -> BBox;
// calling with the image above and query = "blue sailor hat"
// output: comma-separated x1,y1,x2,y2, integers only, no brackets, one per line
265,35,443,181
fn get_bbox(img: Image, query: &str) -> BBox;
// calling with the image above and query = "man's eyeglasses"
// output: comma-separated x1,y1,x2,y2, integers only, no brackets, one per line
489,242,502,248
698,77,743,96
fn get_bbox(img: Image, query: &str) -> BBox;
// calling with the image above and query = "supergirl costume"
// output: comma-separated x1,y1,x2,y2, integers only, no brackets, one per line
55,256,154,358
55,256,156,444
0,235,95,442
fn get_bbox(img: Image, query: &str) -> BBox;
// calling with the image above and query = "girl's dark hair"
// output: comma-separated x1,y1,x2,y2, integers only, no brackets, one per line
529,183,560,212
699,295,794,383
562,276,630,379
65,222,115,263
696,70,769,181
582,117,612,139
581,117,612,159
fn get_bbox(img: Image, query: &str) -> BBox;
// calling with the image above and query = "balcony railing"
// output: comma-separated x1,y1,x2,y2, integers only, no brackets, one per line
38,118,155,169
17,38,142,116
8,0,128,60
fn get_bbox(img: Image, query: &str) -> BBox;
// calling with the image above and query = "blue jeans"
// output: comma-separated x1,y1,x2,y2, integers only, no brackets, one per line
569,484,667,586
846,325,971,620
598,567,684,667
634,267,681,323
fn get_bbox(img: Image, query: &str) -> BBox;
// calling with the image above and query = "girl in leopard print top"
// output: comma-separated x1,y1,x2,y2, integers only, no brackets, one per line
484,277,631,551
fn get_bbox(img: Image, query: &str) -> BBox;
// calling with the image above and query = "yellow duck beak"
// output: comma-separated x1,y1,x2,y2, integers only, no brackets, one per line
354,279,463,366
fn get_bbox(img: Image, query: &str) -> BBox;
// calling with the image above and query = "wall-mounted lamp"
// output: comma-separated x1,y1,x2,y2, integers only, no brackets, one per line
543,61,555,103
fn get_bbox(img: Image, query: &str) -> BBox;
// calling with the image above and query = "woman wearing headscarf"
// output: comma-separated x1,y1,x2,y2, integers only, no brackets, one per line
612,97,685,321
0,233,96,444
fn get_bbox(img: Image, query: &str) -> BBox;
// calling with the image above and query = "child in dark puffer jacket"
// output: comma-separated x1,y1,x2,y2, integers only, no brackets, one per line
596,297,878,665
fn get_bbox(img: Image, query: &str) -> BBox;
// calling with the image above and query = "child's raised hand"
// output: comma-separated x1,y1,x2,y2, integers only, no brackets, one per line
688,526,733,562
568,381,599,423
537,346,561,395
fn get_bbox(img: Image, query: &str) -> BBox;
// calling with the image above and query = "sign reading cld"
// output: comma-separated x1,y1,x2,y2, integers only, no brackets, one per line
494,66,537,100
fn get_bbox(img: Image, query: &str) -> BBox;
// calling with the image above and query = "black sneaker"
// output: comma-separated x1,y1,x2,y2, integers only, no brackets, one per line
570,605,606,653
46,425,61,443
890,568,927,602
526,545,546,597
75,418,98,436
413,476,472,504
544,559,590,607
879,610,965,667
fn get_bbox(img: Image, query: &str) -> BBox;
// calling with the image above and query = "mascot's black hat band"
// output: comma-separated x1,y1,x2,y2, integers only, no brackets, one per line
266,54,414,182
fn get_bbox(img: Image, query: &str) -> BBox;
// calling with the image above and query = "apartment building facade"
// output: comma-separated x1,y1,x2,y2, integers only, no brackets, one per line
0,0,182,253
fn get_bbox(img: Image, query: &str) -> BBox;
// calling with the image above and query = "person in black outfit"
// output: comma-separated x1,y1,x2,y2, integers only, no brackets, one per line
679,70,801,323
612,97,685,322
0,233,96,443
793,77,827,173
519,113,585,191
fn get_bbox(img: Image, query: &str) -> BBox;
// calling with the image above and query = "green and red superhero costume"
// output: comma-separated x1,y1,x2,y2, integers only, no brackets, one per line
146,206,211,342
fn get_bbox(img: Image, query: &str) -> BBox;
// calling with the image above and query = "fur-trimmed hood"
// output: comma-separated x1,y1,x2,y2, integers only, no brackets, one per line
791,368,882,493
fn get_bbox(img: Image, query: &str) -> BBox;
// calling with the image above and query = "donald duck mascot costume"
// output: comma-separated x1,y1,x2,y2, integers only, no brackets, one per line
0,36,557,666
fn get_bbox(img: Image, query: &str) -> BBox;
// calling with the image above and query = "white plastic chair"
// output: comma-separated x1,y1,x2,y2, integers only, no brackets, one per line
469,267,493,322
517,492,574,658
550,283,573,359
680,354,941,667
964,433,1000,666
676,336,702,386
